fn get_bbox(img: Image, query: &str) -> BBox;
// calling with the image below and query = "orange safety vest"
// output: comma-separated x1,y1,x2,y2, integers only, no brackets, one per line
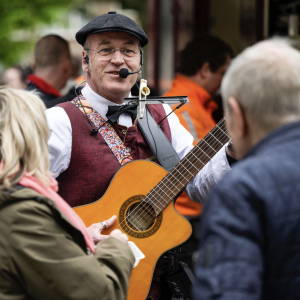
163,74,218,216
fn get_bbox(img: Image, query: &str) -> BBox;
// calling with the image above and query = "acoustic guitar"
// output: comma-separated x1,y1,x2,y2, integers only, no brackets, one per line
74,118,229,300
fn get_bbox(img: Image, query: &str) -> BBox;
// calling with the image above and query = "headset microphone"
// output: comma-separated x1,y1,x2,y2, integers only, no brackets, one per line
84,55,89,64
119,66,142,78
119,50,143,79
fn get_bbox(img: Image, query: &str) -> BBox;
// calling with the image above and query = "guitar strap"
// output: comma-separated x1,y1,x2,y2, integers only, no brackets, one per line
72,97,133,166
138,106,180,172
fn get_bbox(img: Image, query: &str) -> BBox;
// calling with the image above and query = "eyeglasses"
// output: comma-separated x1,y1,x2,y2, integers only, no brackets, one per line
85,48,139,59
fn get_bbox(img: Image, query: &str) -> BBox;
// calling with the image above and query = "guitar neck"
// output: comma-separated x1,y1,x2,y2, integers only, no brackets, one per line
145,118,230,213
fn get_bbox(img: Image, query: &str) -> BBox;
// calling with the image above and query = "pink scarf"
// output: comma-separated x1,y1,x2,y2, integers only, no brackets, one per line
19,173,95,253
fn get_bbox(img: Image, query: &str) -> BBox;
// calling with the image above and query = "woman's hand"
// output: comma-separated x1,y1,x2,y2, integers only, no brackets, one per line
109,229,129,245
87,215,117,244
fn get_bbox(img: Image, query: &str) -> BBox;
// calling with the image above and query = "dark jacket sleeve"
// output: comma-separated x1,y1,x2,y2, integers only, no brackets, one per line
5,200,135,300
193,183,264,300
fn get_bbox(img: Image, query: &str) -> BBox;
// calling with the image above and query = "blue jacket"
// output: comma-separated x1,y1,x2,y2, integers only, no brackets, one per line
193,121,300,300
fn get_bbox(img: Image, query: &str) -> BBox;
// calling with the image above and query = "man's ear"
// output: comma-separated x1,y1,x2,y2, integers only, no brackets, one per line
198,62,211,79
82,51,89,73
228,97,248,139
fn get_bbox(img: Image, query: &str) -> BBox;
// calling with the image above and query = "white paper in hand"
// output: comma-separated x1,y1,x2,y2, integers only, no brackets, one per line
128,241,145,268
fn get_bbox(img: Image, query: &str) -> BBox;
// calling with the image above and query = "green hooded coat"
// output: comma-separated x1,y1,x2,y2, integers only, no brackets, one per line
0,187,135,300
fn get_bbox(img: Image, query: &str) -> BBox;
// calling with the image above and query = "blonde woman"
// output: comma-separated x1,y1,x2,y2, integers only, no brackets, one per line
0,88,134,300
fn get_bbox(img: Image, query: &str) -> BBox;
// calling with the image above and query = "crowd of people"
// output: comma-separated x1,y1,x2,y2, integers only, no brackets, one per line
0,10,300,300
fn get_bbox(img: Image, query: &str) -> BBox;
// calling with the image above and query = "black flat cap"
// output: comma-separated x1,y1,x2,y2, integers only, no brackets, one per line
76,11,148,47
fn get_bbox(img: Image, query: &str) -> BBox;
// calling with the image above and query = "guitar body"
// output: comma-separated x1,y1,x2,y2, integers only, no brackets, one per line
74,160,192,300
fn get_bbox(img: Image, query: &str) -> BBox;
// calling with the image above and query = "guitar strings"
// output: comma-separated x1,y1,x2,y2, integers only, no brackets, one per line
128,121,230,231
121,118,229,231
134,119,230,230
117,118,229,232
125,126,229,231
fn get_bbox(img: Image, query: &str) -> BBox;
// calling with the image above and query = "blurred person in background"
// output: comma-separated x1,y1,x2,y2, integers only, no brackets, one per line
193,39,300,300
0,88,134,300
4,65,32,89
46,55,84,108
164,35,233,145
163,35,234,269
26,34,72,108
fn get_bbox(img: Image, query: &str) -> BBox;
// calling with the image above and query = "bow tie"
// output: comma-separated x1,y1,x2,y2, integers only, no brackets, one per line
106,105,137,123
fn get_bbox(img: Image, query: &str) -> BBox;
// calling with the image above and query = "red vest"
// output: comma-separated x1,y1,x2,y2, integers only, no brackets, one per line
56,102,171,207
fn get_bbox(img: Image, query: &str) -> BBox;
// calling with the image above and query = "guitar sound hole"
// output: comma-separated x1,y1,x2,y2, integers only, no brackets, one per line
126,202,156,232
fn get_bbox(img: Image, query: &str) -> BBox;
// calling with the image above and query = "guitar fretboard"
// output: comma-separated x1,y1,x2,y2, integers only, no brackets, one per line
143,118,229,214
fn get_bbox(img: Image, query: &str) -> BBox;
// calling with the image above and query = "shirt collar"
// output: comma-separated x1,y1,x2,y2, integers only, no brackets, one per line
244,120,300,159
81,83,132,120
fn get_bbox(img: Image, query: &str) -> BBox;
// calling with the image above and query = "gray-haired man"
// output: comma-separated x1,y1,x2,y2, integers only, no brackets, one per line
194,39,300,300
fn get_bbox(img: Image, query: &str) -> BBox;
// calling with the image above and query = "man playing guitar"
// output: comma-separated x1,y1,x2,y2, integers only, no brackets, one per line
46,11,234,299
